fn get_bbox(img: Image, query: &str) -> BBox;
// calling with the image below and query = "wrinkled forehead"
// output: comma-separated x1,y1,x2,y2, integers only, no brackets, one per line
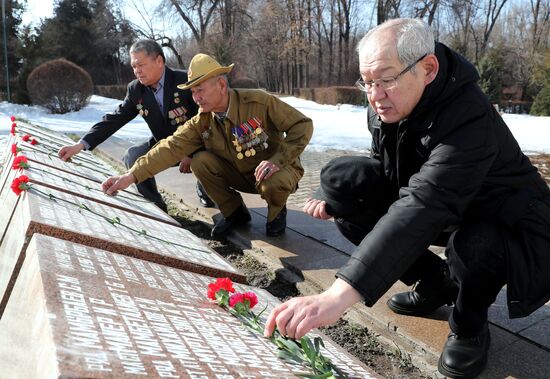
359,38,401,76
130,50,155,64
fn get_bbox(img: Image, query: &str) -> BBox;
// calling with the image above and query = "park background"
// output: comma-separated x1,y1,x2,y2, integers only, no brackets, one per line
0,0,548,116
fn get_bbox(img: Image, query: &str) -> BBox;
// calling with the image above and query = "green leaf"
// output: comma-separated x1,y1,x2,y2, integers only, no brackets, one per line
301,336,317,363
277,349,305,364
297,372,336,379
276,337,302,355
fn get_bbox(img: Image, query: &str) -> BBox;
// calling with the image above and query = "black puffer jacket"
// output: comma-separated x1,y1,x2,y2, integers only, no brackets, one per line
336,43,550,318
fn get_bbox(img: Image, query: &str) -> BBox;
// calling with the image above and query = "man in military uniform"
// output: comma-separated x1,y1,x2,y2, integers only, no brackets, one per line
101,53,313,237
58,39,213,211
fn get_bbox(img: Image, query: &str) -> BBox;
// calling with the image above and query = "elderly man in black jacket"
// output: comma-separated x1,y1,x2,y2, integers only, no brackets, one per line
264,18,550,378
58,39,212,211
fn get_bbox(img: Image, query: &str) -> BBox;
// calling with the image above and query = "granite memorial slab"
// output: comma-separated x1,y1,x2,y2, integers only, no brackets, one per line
0,234,379,379
0,183,244,317
0,164,21,247
20,159,177,226
17,123,82,145
19,138,113,172
0,132,15,169
19,140,115,177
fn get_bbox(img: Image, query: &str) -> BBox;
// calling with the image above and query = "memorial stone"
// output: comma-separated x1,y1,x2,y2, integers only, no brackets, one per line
0,234,380,379
21,159,178,226
0,182,244,317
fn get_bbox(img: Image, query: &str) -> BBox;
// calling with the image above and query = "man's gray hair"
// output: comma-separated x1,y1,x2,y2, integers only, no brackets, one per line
357,18,435,66
130,39,166,63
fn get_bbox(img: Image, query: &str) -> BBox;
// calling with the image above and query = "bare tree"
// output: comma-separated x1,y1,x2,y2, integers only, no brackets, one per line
166,0,221,47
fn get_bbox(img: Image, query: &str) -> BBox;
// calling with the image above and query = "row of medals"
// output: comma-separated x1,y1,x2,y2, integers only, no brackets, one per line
232,118,269,160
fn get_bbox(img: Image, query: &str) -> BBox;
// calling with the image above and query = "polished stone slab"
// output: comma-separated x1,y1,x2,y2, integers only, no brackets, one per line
0,234,379,378
16,123,83,146
22,160,178,226
19,140,114,177
0,183,244,317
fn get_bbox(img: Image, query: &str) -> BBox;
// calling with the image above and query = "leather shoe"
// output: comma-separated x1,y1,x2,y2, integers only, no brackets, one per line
266,206,287,236
438,323,490,378
196,181,215,208
211,204,251,237
387,267,458,316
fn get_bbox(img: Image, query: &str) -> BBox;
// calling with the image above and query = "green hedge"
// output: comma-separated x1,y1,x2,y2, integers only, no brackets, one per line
293,86,367,106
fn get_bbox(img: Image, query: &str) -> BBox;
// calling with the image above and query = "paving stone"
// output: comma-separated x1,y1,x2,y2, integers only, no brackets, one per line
0,234,380,379
0,183,244,316
22,159,178,226
489,289,550,336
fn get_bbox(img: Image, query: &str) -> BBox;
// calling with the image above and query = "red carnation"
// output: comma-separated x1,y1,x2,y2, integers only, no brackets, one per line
30,138,38,145
10,116,16,122
11,122,16,128
243,292,258,309
12,155,29,170
10,175,30,196
10,125,16,135
229,291,258,310
11,143,21,156
22,134,31,142
229,293,244,307
207,277,235,300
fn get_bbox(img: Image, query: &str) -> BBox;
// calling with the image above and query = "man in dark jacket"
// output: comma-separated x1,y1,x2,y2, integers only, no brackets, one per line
57,39,212,211
264,18,550,378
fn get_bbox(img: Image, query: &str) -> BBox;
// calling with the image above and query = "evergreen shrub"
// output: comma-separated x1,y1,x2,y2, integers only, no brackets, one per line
27,58,93,114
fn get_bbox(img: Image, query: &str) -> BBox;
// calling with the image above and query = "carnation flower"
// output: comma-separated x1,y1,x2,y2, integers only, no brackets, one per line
11,144,21,156
30,138,38,145
11,175,30,196
12,155,29,170
22,134,31,142
10,116,16,122
207,277,235,303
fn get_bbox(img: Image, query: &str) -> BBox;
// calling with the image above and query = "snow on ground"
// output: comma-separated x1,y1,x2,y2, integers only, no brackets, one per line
0,95,549,155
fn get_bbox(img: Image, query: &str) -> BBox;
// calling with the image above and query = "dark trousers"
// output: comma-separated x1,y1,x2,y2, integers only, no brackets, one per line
122,139,166,210
330,157,507,336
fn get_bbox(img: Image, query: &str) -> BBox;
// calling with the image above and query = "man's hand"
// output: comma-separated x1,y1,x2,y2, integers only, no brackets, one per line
101,173,136,196
254,160,280,183
58,142,85,162
263,279,362,340
179,156,192,173
303,198,332,220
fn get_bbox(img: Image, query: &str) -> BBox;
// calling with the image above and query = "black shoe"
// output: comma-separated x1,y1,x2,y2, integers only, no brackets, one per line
155,200,168,213
266,206,287,236
196,181,215,208
211,204,251,237
387,266,458,316
438,323,490,378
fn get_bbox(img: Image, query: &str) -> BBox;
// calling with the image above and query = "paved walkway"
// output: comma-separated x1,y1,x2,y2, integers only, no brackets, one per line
100,138,550,379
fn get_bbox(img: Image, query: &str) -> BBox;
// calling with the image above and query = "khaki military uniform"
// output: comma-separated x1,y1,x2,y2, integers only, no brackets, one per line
130,89,313,221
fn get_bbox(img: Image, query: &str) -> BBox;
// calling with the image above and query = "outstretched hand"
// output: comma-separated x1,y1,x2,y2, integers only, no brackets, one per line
101,173,136,196
263,279,362,340
58,142,84,162
303,198,332,220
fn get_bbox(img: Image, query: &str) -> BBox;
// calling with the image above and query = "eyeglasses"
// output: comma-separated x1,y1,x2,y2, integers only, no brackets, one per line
355,54,427,94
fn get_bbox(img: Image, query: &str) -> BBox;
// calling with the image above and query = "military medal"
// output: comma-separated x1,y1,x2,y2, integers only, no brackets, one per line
231,117,269,159
174,92,180,104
